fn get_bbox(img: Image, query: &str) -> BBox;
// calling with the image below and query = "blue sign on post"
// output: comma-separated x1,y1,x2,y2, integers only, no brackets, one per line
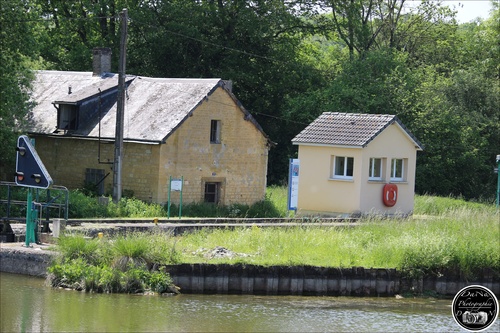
287,159,300,212
496,154,500,208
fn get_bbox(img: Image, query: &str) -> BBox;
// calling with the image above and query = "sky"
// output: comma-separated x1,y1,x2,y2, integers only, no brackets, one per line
404,1,495,22
441,0,495,22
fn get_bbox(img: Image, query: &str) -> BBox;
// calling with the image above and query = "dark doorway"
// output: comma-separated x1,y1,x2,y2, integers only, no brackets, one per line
204,182,220,204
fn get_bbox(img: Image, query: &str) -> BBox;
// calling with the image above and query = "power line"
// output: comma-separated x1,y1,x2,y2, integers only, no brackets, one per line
131,19,279,63
2,15,119,23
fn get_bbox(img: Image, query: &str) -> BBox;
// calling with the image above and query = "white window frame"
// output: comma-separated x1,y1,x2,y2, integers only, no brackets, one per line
332,156,354,180
390,158,405,181
369,158,383,181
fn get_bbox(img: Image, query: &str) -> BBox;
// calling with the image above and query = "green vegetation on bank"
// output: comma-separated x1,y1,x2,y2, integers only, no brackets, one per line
47,187,499,294
3,185,497,219
68,186,500,219
175,210,499,280
66,185,289,218
48,231,180,294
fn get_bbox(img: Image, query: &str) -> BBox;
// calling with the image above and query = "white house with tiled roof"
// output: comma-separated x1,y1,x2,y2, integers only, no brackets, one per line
292,112,423,216
23,49,271,205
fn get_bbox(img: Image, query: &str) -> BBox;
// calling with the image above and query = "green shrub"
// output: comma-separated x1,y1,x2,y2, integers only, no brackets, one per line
56,235,101,265
48,231,179,294
245,198,282,217
108,197,164,218
48,258,88,290
146,271,173,293
63,185,291,218
122,267,148,293
68,190,109,218
97,266,123,293
112,234,149,270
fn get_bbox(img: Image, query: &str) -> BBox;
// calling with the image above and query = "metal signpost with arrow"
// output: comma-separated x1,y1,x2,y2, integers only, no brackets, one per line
14,135,53,247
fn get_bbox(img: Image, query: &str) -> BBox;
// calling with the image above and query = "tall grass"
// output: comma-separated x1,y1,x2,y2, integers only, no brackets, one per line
175,209,499,280
414,194,497,215
55,187,500,282
48,231,180,293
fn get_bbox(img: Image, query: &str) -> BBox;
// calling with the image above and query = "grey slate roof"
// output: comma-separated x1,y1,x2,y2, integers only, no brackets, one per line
28,71,267,143
292,112,423,149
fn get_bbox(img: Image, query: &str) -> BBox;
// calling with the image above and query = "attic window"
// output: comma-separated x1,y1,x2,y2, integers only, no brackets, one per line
57,104,79,130
210,120,221,144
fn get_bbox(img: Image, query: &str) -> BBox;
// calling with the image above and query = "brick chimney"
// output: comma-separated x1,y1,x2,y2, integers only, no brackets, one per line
92,47,112,76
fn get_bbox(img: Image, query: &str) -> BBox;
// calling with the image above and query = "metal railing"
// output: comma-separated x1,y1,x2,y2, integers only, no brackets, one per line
0,181,69,223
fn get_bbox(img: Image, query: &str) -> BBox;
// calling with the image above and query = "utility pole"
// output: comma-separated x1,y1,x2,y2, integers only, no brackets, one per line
113,8,128,203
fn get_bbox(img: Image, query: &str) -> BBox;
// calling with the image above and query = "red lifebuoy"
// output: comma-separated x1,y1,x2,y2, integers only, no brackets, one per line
383,183,398,207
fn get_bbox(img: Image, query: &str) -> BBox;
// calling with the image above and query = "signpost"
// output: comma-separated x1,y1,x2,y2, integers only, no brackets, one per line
14,135,53,247
287,159,300,214
496,155,500,208
167,176,183,219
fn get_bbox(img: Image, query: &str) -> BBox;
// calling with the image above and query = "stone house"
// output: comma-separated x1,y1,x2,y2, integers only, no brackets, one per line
25,50,271,205
291,112,423,216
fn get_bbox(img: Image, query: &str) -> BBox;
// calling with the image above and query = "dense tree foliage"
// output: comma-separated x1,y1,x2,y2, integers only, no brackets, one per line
1,0,498,200
0,0,41,178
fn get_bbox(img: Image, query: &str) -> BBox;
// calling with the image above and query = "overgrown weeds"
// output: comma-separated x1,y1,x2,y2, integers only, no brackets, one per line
175,209,499,280
67,186,288,218
48,231,179,294
54,189,499,283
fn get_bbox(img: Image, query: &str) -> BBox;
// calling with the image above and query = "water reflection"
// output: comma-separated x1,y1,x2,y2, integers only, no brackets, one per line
1,272,498,332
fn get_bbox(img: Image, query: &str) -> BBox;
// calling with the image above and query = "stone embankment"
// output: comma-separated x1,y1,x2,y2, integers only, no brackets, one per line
1,243,498,297
0,243,55,277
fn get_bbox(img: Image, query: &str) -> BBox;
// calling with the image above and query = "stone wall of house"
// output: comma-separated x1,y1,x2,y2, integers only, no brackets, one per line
33,137,110,191
156,87,269,205
33,136,160,202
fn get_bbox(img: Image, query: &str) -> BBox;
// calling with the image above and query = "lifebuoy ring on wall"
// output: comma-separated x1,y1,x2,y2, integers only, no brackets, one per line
383,183,398,207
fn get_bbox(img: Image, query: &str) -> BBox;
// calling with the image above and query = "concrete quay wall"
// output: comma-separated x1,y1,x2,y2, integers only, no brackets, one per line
0,245,55,277
1,246,498,297
166,264,499,297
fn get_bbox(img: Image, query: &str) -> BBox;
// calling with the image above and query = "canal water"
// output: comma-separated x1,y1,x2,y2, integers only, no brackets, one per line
1,272,498,332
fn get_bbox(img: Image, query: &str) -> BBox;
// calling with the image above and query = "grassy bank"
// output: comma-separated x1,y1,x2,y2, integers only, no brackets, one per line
175,209,499,280
48,189,499,293
48,231,180,294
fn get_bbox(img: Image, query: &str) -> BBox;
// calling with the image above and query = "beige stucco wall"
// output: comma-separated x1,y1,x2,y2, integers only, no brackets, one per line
32,87,269,205
358,123,418,215
296,146,363,215
296,123,418,216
